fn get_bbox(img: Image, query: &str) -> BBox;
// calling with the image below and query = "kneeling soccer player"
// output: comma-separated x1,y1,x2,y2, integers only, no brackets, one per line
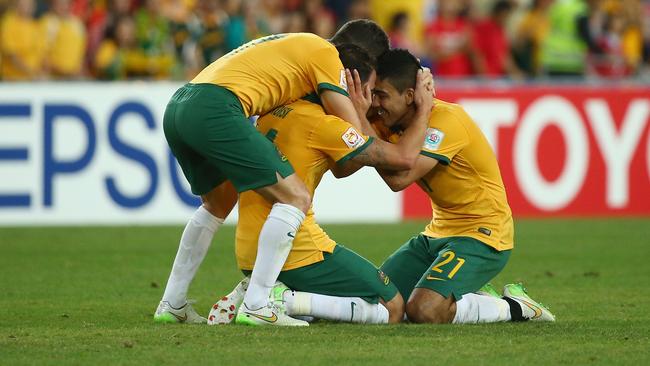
370,50,555,324
209,45,435,326
155,20,391,326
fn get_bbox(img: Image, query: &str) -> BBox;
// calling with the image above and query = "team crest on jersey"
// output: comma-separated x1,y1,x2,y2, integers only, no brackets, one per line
423,128,444,151
341,127,365,149
339,69,348,91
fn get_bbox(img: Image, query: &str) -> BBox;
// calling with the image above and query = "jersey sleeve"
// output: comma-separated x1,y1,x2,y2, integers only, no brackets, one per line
305,43,349,97
310,115,374,164
420,111,470,165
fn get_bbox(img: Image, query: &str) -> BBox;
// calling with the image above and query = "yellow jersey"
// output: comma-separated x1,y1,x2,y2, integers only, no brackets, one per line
380,100,514,251
191,33,348,117
0,11,45,80
41,14,86,76
236,98,373,270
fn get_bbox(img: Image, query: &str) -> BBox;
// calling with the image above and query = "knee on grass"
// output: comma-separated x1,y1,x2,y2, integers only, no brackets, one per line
405,290,456,324
383,293,405,324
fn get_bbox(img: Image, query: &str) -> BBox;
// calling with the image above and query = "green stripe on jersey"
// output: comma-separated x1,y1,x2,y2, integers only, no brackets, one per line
420,150,450,165
317,82,349,97
336,137,375,165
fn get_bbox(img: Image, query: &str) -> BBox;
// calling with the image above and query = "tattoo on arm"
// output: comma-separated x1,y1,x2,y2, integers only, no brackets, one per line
351,143,387,168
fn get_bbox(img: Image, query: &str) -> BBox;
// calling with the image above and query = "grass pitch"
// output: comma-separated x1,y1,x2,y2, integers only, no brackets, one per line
1,219,649,365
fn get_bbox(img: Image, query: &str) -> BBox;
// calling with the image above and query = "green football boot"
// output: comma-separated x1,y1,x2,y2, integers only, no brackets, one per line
503,283,556,322
476,282,501,298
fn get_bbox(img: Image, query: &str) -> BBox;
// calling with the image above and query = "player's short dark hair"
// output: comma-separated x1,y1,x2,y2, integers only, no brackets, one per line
377,49,421,93
330,19,389,59
336,43,375,83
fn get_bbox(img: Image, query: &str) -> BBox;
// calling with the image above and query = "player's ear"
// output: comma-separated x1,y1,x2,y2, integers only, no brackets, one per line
405,88,415,106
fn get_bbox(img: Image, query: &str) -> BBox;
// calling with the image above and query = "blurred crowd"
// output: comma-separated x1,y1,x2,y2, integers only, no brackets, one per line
1,0,649,81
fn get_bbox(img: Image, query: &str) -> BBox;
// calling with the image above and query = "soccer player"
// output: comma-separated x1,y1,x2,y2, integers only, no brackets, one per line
209,45,434,326
370,49,555,324
155,23,389,326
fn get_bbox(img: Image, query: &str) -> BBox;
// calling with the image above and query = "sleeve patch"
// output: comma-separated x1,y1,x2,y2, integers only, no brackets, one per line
341,127,366,149
423,128,445,151
339,69,348,92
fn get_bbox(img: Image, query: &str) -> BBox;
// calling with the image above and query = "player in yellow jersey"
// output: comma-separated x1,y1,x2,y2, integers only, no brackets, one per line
370,50,555,324
156,21,391,326
208,45,434,325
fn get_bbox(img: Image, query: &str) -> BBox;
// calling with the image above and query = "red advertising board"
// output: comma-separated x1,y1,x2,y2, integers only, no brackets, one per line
403,86,650,218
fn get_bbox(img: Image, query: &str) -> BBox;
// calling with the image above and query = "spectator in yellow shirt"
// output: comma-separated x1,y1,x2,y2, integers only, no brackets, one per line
134,0,175,78
0,0,45,80
95,15,135,79
41,0,87,79
94,15,173,80
512,0,552,77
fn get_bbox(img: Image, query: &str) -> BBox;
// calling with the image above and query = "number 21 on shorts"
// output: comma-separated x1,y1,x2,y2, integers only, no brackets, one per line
430,251,465,279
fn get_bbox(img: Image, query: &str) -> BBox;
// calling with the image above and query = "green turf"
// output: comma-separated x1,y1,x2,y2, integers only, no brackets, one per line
1,219,649,365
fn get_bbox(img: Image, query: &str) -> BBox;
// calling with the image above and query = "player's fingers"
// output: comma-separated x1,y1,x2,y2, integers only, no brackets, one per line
422,68,430,78
345,69,355,94
415,69,424,89
429,80,436,96
363,83,372,100
353,69,362,94
422,74,433,92
414,69,433,107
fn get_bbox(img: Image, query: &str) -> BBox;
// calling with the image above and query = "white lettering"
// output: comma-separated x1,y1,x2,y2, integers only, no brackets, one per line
585,99,649,208
514,96,589,210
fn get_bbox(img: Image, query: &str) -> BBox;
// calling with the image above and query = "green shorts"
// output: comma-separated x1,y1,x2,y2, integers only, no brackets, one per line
163,83,294,195
245,245,399,304
380,235,510,301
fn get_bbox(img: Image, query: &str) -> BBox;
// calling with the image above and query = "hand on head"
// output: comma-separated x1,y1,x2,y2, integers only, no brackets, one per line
345,68,373,117
420,67,435,96
413,68,435,115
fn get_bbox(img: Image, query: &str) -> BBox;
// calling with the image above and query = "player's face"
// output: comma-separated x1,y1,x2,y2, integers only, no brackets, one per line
372,79,411,128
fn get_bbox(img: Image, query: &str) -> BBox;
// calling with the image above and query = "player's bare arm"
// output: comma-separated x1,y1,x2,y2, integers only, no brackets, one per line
320,89,363,130
377,154,439,192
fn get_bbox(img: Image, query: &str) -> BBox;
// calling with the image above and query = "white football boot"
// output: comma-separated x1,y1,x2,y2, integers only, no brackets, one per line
207,277,250,325
235,282,308,326
154,300,207,324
